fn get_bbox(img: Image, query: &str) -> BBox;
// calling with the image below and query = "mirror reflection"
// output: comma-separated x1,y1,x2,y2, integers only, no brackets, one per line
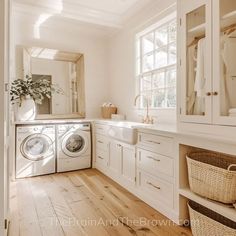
15,46,85,118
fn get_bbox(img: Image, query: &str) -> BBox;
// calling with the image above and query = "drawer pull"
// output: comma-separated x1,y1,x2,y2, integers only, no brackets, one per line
97,127,104,130
147,181,161,190
98,156,104,160
147,156,160,162
97,140,103,144
147,140,161,145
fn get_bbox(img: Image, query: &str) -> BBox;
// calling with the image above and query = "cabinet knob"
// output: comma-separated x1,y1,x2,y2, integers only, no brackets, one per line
212,91,218,96
206,92,211,96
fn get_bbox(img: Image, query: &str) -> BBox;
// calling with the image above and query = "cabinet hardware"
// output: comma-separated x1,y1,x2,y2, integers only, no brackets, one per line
97,140,103,144
98,156,104,160
147,140,161,145
4,219,8,229
212,91,218,96
146,181,161,190
97,127,103,130
147,156,160,162
206,92,211,96
4,83,8,92
117,144,122,147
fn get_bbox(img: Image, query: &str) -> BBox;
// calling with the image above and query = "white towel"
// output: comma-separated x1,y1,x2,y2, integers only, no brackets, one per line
222,38,236,77
194,38,206,98
193,38,206,115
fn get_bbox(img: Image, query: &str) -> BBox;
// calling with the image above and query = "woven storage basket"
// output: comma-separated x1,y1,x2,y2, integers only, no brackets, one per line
188,201,236,236
101,107,117,119
186,151,236,204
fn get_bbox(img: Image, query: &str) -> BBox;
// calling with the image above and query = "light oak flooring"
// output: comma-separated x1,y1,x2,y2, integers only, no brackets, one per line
9,169,192,236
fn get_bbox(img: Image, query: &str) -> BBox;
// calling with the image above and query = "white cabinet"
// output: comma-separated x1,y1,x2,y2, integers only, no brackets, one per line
212,0,236,126
94,122,136,188
121,144,136,185
136,131,176,221
178,0,212,124
108,140,122,177
178,0,236,126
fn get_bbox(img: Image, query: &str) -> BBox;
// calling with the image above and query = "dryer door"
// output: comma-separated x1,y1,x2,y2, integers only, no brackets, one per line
21,134,54,161
61,131,89,157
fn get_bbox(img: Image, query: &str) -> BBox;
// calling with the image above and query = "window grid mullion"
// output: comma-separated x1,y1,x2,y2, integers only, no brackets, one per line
137,18,176,109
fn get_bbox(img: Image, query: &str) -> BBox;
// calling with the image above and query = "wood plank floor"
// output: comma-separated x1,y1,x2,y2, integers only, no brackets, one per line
9,169,192,236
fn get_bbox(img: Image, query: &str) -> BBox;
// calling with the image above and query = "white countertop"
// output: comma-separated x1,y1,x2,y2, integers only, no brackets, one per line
13,118,236,145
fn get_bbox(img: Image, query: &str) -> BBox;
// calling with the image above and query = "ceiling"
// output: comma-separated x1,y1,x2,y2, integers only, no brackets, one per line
13,0,154,29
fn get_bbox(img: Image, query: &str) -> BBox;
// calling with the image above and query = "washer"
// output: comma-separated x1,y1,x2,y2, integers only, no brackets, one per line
57,123,91,172
16,125,56,178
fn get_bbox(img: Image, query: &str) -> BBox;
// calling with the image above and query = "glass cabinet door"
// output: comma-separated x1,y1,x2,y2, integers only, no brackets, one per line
179,0,212,123
213,0,236,125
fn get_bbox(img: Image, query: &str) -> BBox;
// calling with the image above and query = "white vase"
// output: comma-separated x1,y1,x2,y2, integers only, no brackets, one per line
16,95,36,121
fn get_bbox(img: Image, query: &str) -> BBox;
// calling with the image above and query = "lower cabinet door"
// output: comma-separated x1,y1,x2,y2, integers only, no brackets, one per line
109,140,122,176
121,145,136,185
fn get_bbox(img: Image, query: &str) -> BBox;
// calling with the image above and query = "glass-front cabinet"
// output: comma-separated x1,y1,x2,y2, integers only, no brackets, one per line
178,0,236,126
179,0,212,124
212,0,236,125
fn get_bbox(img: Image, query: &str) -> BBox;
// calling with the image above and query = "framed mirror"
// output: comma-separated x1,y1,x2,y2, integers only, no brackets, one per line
15,45,86,119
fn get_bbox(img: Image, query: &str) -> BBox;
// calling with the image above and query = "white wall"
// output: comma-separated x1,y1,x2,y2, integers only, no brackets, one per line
107,0,177,123
12,16,109,118
31,58,71,114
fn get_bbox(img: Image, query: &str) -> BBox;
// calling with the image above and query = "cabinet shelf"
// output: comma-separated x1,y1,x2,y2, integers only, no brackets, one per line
188,23,205,37
179,188,236,222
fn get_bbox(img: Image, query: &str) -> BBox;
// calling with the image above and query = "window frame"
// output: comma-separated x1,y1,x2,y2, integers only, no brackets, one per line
135,12,177,111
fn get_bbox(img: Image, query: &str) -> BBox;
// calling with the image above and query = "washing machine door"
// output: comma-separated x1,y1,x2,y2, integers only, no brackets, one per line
61,131,88,157
20,134,54,161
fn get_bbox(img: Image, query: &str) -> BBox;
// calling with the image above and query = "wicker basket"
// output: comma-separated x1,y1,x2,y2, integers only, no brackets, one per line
188,201,236,236
186,151,236,204
101,107,117,119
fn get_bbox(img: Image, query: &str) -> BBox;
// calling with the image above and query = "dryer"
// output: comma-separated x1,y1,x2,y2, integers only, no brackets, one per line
16,125,56,178
57,123,91,172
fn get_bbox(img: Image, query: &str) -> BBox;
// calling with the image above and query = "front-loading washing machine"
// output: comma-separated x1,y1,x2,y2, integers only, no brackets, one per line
16,125,56,178
57,123,91,172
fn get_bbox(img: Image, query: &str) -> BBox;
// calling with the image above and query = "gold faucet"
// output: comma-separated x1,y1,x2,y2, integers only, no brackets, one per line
134,94,154,124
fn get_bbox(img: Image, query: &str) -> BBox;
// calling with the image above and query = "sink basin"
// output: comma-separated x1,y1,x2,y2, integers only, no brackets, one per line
107,121,151,145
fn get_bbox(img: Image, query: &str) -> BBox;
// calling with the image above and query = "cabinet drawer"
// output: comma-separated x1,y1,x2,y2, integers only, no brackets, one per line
95,124,109,135
96,149,108,166
96,135,109,151
137,149,174,177
138,170,174,208
138,133,174,157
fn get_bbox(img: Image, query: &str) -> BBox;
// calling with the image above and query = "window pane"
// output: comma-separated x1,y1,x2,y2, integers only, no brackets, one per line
136,17,177,109
155,26,168,48
153,71,165,89
166,88,176,107
142,32,154,54
168,43,176,65
153,90,166,108
136,39,141,58
166,68,176,87
140,92,152,108
136,58,140,75
155,47,167,69
143,53,154,72
169,21,176,43
141,74,152,91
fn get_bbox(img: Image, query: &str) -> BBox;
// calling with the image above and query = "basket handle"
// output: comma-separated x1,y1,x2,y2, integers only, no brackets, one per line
227,164,236,171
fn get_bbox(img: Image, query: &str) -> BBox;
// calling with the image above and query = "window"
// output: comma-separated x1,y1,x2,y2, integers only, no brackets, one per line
136,14,177,109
